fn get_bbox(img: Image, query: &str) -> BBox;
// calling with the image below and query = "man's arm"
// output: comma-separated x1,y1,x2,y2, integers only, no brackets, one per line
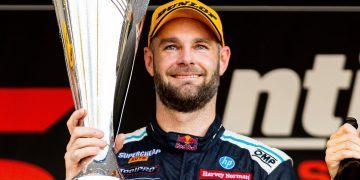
64,109,125,180
325,123,360,179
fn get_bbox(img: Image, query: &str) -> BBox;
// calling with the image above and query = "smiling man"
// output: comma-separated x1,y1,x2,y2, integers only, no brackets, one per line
64,0,296,179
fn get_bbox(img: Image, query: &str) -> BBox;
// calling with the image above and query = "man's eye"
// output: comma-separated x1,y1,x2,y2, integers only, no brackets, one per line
164,45,177,50
195,44,208,50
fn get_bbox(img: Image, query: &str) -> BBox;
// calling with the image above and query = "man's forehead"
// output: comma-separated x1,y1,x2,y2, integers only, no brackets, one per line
156,37,212,45
159,18,208,31
151,18,217,44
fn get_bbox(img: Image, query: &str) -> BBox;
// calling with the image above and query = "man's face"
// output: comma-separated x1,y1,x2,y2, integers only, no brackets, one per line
148,18,223,112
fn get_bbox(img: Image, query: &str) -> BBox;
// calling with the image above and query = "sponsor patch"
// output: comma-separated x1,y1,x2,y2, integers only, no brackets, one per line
156,1,217,21
252,149,277,167
120,165,158,175
118,149,161,159
199,169,252,180
128,155,149,164
175,135,198,151
219,156,235,170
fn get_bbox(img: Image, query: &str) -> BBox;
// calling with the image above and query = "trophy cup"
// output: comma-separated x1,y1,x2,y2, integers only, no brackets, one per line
53,0,149,179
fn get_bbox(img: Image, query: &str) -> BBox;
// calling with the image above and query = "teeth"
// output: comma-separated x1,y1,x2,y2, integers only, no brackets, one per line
175,75,198,78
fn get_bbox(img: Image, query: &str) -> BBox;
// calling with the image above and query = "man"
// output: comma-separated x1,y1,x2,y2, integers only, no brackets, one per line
325,122,360,179
65,0,296,179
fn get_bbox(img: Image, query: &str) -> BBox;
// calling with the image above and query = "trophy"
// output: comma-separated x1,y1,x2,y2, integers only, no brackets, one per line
53,0,149,179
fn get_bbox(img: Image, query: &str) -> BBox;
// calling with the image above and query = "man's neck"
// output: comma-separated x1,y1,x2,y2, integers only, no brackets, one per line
155,95,217,137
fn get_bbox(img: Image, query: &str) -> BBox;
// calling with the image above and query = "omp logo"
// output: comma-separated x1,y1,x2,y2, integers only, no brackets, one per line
252,149,277,167
223,54,360,150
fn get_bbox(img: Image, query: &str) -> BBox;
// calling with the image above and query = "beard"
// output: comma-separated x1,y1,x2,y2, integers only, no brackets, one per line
154,65,220,113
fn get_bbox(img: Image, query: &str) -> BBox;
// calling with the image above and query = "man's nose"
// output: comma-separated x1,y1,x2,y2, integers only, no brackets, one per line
178,47,194,65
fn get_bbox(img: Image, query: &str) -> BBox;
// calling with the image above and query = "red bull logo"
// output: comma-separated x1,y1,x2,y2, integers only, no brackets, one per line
175,135,198,151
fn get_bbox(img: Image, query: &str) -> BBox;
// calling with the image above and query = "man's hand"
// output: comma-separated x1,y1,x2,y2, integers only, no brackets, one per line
325,123,360,178
64,109,125,179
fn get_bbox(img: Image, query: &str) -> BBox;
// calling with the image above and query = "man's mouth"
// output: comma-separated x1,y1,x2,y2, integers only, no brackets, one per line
171,73,202,79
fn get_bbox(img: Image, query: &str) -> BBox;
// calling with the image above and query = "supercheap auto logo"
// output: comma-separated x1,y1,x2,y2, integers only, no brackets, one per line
128,156,148,164
118,149,161,159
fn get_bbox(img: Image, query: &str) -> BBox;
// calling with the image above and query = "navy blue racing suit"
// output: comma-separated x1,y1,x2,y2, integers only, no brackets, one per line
116,116,296,179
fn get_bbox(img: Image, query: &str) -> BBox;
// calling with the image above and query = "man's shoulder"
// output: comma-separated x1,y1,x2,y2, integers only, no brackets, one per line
220,129,293,175
123,127,148,145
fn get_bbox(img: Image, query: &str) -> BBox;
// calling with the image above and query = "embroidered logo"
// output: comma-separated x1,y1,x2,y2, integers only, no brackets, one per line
128,156,149,164
120,165,158,174
156,1,217,21
199,169,252,180
252,149,277,167
175,135,198,151
219,156,235,170
118,149,161,159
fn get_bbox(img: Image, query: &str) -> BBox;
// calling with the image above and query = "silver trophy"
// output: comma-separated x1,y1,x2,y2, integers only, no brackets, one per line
53,0,149,179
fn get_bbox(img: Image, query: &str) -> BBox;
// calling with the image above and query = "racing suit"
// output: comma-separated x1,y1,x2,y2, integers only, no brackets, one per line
117,116,296,179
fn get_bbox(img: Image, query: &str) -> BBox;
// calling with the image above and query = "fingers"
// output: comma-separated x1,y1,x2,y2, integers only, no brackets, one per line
327,140,360,155
325,123,360,178
326,149,360,165
64,146,99,180
67,109,87,134
115,133,126,153
65,146,100,164
330,123,359,139
64,127,106,180
67,127,104,151
327,133,360,148
71,137,107,151
326,130,360,162
65,128,106,166
325,149,360,178
326,139,360,159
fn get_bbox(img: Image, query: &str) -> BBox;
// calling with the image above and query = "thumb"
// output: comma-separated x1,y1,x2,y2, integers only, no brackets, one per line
114,133,125,153
67,108,87,134
336,123,358,137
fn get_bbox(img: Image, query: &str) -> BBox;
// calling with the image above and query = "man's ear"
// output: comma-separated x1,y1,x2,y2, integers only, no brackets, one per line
144,47,154,76
219,46,231,76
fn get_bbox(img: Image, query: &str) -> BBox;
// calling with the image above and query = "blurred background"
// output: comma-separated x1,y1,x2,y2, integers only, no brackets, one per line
0,0,360,179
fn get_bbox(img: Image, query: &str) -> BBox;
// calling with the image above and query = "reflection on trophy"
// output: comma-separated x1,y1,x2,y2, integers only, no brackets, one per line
53,0,149,179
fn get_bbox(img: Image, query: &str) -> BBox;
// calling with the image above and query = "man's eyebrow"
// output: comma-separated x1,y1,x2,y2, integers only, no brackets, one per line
193,38,210,44
159,37,179,45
